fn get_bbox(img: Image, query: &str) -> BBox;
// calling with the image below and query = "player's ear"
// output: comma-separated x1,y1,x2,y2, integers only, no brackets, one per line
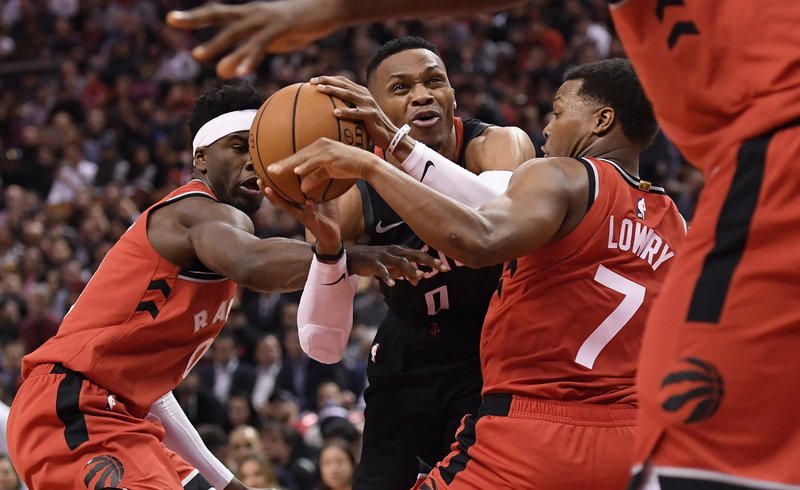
194,148,208,174
594,107,615,136
450,87,457,109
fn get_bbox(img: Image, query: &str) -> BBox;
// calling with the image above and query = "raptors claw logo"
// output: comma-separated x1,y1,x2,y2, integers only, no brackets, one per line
660,357,724,423
84,455,125,490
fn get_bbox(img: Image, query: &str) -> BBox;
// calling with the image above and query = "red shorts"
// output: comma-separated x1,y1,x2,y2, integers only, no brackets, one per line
7,363,207,490
630,123,800,488
418,394,637,489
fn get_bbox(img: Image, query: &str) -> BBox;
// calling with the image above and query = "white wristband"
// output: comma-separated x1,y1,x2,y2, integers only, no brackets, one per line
386,124,411,154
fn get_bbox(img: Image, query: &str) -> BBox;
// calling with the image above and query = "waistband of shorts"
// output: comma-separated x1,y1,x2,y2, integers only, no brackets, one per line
27,362,83,379
479,393,637,425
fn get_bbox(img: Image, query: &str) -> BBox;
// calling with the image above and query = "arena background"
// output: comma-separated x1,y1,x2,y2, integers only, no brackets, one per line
0,1,701,488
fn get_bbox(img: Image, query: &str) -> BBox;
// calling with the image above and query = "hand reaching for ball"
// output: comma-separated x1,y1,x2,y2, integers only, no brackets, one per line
260,180,342,253
267,138,383,194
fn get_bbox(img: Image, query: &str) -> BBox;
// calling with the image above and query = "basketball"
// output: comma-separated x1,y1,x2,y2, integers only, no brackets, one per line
249,82,370,204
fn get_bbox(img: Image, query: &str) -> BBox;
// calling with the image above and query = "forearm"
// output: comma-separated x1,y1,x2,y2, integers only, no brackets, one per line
364,163,494,267
298,254,360,363
149,393,233,490
401,142,511,207
236,238,313,293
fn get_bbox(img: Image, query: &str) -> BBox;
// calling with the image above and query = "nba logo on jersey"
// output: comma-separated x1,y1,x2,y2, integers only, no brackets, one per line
637,198,646,219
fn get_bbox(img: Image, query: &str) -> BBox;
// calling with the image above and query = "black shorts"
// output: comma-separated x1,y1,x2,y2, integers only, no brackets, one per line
354,313,483,490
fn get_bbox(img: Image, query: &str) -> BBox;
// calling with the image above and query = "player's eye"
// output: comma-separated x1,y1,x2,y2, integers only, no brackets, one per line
429,77,444,85
233,144,248,153
392,83,408,92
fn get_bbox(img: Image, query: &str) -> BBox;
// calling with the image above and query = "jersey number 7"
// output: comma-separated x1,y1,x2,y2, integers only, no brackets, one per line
575,265,646,369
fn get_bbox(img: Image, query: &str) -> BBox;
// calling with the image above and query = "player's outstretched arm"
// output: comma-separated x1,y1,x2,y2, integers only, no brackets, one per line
166,0,525,79
312,76,535,207
270,139,586,268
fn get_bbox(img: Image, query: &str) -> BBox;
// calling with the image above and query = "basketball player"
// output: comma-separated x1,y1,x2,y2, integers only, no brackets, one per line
286,37,534,490
270,58,686,489
5,84,441,490
172,1,800,488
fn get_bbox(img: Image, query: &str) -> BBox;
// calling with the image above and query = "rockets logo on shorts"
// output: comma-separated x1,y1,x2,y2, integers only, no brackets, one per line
84,455,125,489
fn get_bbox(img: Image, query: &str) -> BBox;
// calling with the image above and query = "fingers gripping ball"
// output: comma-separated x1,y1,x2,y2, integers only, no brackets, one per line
249,82,370,204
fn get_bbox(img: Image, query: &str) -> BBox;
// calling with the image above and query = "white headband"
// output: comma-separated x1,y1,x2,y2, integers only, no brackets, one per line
192,109,258,154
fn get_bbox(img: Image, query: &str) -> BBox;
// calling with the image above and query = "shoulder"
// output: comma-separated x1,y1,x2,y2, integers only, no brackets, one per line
465,125,536,172
169,195,255,235
507,157,588,198
467,125,530,148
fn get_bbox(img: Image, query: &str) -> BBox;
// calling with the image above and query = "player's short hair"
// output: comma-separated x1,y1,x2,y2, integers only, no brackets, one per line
564,58,658,148
366,36,442,83
188,84,266,142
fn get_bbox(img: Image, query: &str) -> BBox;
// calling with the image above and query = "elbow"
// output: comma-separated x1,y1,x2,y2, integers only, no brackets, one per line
447,232,495,269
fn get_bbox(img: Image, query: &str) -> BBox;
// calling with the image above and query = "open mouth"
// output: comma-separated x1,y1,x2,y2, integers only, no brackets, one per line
411,110,441,128
239,177,262,197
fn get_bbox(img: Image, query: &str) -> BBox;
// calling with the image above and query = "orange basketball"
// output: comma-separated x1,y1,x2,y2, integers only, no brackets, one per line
249,82,370,204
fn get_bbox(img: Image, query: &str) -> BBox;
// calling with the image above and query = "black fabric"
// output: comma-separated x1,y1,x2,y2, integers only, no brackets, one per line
353,118,497,489
353,359,482,490
52,363,89,450
659,475,774,490
183,472,214,490
438,413,479,485
687,129,771,322
577,158,597,212
358,118,501,365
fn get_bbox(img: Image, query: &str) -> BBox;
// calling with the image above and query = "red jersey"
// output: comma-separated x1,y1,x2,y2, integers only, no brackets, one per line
610,0,800,171
23,180,236,415
480,158,686,404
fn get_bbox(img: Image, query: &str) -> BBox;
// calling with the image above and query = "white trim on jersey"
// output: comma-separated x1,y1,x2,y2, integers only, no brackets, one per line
176,274,229,283
162,189,216,204
181,468,200,486
585,158,601,201
597,158,667,193
642,466,800,490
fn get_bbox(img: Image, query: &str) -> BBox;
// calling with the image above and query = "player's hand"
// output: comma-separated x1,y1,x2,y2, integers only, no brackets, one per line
261,180,342,253
166,1,343,79
345,244,449,286
268,139,381,193
310,76,400,150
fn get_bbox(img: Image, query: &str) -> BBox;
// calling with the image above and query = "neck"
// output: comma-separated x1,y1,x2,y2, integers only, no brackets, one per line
580,141,640,176
439,124,459,161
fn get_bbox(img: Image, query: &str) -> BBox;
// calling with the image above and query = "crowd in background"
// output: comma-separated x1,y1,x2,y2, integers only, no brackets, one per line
0,0,703,488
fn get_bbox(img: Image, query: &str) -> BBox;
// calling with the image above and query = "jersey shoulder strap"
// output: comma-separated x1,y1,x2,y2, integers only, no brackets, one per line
457,118,493,166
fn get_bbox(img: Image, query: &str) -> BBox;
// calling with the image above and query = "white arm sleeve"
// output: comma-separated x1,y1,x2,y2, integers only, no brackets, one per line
148,392,233,490
401,142,512,207
297,252,359,364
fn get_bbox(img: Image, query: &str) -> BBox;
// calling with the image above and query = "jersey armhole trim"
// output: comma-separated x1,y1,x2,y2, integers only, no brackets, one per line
577,158,599,212
356,181,375,241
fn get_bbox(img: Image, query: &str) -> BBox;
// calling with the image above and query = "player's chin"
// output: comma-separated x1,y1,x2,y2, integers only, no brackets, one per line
236,194,265,215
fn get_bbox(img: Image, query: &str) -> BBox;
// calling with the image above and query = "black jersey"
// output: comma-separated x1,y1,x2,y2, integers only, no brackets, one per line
357,118,501,365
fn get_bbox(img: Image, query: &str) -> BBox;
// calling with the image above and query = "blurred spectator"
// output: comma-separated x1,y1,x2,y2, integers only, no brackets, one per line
174,370,227,429
17,283,58,351
318,439,356,490
227,425,264,474
226,393,261,432
0,455,21,490
262,420,317,490
197,332,256,406
236,453,280,489
252,333,284,411
275,327,346,412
